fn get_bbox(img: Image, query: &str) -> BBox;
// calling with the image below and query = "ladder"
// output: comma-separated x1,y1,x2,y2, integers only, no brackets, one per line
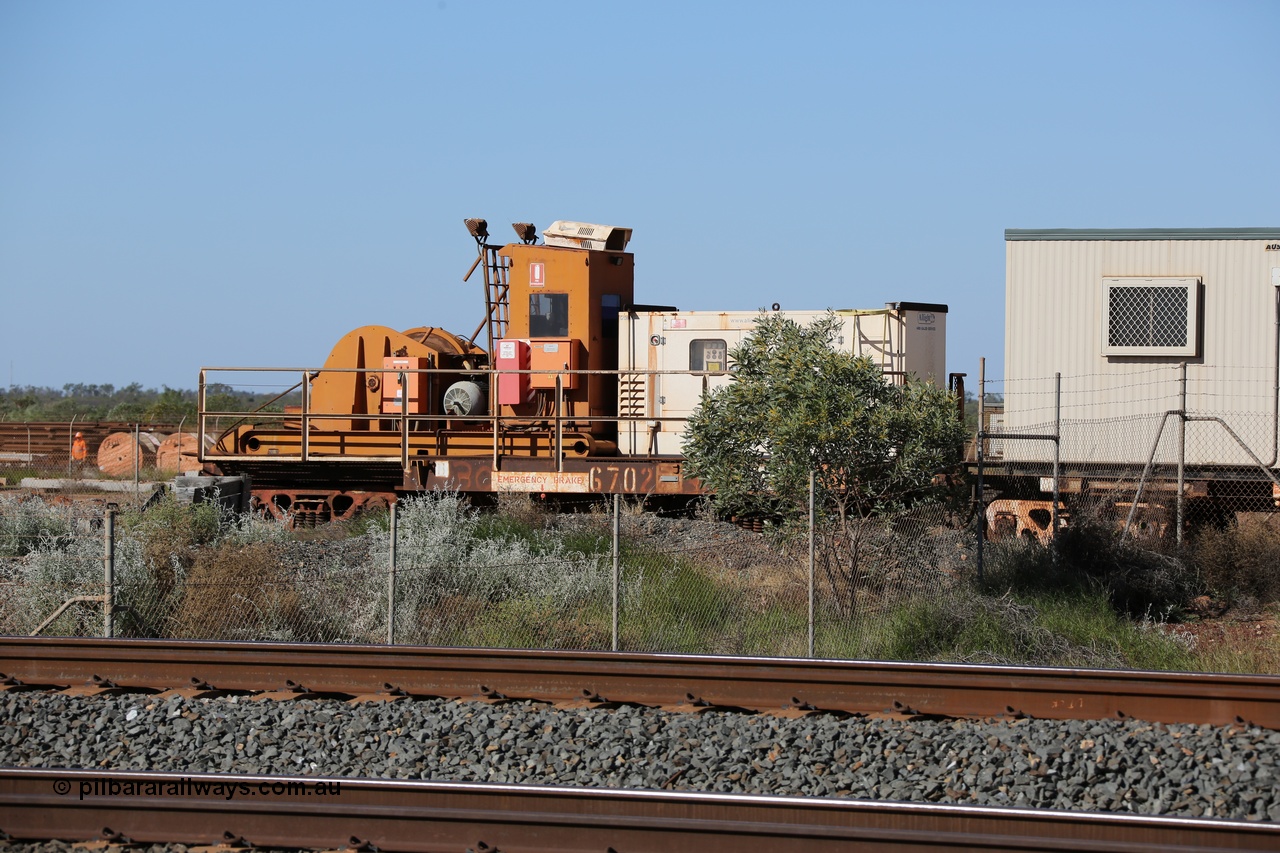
840,309,903,384
465,241,511,356
481,245,510,356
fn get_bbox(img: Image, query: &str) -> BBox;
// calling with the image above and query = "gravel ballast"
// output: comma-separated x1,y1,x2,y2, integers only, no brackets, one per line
3,691,1278,822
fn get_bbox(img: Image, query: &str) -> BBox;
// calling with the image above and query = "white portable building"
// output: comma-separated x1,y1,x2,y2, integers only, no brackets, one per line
1002,228,1280,468
618,303,948,456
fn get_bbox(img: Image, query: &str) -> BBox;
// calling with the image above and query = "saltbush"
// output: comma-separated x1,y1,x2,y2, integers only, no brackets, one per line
0,495,76,558
2,488,1274,672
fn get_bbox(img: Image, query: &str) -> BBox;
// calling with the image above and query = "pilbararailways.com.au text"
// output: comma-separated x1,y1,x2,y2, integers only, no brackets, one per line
55,777,342,801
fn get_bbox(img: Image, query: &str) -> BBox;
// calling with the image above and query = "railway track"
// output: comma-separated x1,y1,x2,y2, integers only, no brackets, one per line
4,639,1279,850
2,767,1278,852
2,637,1278,727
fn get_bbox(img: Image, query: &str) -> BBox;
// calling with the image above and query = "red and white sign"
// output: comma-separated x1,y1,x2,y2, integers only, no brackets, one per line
529,262,545,288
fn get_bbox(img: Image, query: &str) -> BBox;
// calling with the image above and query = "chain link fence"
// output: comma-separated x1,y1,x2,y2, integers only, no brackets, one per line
0,497,112,637
0,490,975,658
979,364,1280,548
0,421,194,513
5,363,1275,657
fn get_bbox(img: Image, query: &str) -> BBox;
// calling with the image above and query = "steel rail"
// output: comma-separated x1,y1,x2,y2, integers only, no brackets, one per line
3,638,1279,728
1,768,1276,853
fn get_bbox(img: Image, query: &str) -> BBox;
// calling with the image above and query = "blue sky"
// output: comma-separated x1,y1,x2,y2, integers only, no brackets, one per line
2,1,1276,392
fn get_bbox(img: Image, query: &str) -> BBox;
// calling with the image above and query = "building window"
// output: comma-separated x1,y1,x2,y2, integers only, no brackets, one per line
690,339,728,372
1101,278,1200,357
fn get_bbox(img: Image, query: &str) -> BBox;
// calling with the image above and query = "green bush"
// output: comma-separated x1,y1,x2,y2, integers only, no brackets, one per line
621,553,736,653
979,517,1198,619
853,588,1197,670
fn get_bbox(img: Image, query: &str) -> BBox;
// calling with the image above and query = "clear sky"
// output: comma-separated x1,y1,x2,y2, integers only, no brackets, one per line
2,1,1276,392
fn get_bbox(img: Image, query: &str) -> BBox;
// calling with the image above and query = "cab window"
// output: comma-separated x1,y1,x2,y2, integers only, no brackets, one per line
530,293,569,337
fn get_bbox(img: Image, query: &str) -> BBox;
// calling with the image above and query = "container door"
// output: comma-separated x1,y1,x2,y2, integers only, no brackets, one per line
654,330,732,455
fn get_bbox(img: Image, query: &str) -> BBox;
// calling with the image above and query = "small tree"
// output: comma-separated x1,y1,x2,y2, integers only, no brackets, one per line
683,312,965,612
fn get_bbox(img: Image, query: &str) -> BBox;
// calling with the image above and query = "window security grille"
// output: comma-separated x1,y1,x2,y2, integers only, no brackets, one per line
1101,278,1199,356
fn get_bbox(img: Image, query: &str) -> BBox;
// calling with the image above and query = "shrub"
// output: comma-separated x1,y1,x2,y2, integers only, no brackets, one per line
15,515,149,637
855,587,1197,670
174,540,357,642
980,515,1198,619
0,495,76,558
369,493,611,646
117,493,223,619
1190,515,1280,605
620,552,737,653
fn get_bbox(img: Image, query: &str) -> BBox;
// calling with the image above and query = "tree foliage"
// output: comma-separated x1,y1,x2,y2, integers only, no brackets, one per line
0,382,292,423
962,390,1003,434
684,312,966,526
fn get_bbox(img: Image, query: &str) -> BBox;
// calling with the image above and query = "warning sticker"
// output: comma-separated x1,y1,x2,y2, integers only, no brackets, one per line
493,471,591,493
529,262,545,288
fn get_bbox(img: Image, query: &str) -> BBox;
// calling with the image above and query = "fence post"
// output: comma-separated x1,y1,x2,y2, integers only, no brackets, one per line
387,501,397,645
1177,362,1187,545
1052,373,1061,549
133,422,140,505
612,494,620,652
103,507,115,638
808,469,815,658
976,358,986,582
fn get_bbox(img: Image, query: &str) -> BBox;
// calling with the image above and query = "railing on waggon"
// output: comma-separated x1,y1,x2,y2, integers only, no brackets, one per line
196,363,730,470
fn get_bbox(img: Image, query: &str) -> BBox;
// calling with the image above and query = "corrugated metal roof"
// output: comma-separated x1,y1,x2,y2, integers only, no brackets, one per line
1005,228,1280,241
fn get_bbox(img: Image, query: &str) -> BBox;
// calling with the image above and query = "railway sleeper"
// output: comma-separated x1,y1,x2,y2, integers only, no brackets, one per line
186,831,253,853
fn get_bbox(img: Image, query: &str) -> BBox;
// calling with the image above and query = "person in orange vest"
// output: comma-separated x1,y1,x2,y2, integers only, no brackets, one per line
71,432,87,473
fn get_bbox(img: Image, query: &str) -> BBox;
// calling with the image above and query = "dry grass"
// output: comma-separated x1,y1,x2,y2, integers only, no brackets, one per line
1190,514,1280,604
1166,610,1280,674
173,540,326,640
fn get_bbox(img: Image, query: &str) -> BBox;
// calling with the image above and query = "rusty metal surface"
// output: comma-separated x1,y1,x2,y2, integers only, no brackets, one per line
986,499,1058,544
252,487,394,524
209,454,699,520
2,638,1278,729
412,455,702,495
2,768,1276,852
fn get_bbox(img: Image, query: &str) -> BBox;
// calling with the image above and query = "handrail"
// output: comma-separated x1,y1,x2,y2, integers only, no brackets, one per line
300,370,310,462
195,363,749,466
